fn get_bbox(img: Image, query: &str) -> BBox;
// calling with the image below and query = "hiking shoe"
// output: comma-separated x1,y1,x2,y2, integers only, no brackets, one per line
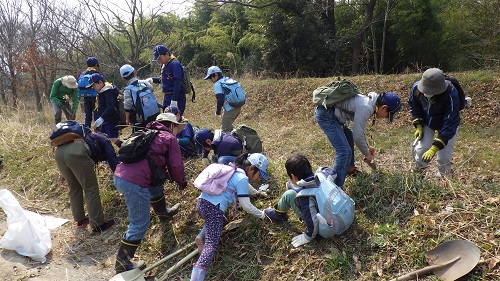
76,218,89,229
264,208,288,223
92,219,117,233
347,167,362,177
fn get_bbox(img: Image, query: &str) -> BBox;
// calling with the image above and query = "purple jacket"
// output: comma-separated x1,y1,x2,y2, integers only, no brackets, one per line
114,121,186,188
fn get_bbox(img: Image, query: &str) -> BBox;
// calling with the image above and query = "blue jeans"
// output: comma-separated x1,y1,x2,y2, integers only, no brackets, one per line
114,176,150,241
343,125,355,168
217,155,237,165
314,106,351,187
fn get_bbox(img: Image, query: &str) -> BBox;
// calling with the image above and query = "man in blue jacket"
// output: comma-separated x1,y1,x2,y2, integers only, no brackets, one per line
149,45,187,115
408,68,461,178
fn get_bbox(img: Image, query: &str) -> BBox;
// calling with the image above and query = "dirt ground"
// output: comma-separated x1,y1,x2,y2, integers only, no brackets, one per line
0,206,118,281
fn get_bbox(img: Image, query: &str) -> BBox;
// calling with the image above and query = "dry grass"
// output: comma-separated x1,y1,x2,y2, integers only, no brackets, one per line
0,70,499,280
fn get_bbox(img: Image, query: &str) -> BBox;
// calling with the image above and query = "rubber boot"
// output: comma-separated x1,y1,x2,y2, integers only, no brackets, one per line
150,195,180,222
114,239,145,274
264,205,288,223
190,265,207,281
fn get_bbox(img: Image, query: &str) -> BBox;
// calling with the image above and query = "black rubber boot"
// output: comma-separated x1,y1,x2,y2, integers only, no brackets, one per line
114,239,145,274
150,195,180,222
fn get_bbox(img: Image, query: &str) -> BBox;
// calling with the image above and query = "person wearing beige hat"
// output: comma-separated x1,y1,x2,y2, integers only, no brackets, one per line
49,75,79,124
408,68,461,177
113,112,187,274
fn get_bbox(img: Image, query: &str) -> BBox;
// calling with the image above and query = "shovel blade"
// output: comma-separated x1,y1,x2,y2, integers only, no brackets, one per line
109,268,147,281
425,240,480,281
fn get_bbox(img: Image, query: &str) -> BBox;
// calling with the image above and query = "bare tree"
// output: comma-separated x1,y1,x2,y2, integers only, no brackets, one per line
351,0,377,75
54,0,173,73
20,0,54,111
0,0,25,108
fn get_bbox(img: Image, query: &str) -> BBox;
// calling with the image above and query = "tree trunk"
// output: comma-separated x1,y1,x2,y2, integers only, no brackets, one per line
380,0,390,74
351,0,378,75
371,23,379,74
326,0,337,72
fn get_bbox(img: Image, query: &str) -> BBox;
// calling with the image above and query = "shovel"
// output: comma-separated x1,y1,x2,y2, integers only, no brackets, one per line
109,219,246,281
389,240,480,281
109,242,197,281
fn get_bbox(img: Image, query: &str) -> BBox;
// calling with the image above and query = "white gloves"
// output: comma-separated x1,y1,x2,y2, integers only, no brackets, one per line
258,184,269,192
291,233,313,247
201,158,210,167
170,101,178,108
94,117,104,128
145,78,154,85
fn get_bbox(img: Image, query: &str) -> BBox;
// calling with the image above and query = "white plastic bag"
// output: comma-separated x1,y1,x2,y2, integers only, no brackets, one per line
0,189,68,263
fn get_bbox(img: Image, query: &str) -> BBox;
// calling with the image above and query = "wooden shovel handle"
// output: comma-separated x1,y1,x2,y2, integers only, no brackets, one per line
157,248,199,281
141,241,196,273
389,256,460,281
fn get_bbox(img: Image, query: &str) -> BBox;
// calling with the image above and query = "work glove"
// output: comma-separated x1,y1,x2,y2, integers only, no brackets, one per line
258,184,269,192
414,124,423,140
94,117,104,128
291,233,313,248
422,145,439,162
201,158,210,167
170,101,178,108
145,78,154,85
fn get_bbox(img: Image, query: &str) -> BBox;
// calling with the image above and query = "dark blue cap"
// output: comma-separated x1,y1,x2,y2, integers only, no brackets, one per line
194,128,214,154
152,45,169,61
87,73,106,87
86,57,99,67
381,92,402,122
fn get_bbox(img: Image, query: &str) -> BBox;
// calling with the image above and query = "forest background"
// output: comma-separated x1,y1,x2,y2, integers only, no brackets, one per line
0,0,498,110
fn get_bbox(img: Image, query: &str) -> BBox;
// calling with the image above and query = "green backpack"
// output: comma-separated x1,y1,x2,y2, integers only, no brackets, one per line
312,79,362,108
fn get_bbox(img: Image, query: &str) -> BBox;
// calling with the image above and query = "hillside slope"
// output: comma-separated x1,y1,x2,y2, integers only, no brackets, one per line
0,70,499,280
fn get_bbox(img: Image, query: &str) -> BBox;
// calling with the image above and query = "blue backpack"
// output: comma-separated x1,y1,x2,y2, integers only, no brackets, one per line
220,78,246,108
77,74,98,98
125,81,160,124
295,167,355,238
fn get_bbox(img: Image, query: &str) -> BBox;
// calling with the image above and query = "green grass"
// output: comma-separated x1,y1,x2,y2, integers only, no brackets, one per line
0,70,499,280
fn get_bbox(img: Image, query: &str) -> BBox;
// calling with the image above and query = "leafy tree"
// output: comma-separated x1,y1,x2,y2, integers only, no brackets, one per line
390,0,446,71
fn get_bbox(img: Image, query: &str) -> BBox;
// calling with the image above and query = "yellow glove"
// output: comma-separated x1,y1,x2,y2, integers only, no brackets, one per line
422,145,439,162
201,158,210,167
414,124,423,140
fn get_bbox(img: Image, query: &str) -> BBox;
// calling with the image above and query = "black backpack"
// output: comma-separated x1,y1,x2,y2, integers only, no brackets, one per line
445,76,466,111
117,130,170,186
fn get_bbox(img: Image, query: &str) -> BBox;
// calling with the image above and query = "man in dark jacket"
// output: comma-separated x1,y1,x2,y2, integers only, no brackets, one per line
408,68,461,177
88,73,120,145
80,57,101,127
